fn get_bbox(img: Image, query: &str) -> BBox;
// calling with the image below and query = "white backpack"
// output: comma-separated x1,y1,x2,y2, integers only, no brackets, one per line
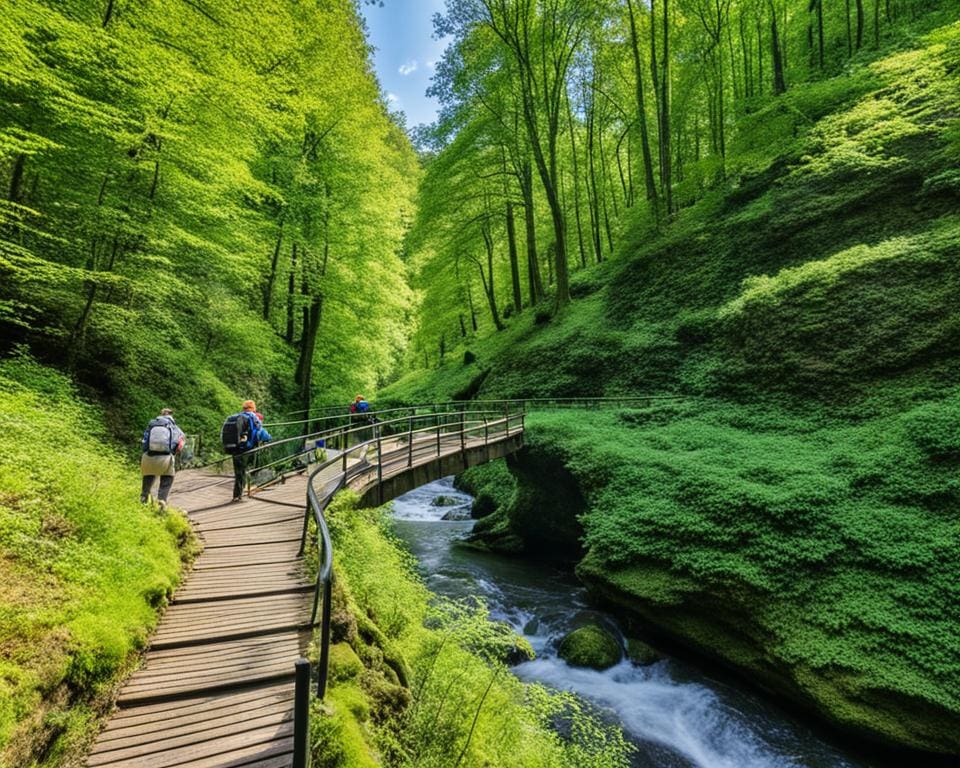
146,420,174,454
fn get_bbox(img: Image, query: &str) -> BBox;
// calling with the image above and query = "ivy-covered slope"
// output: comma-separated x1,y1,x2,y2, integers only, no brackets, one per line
0,357,192,766
383,20,960,755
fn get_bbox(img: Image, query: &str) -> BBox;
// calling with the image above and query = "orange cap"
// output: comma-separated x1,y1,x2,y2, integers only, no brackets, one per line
242,400,256,411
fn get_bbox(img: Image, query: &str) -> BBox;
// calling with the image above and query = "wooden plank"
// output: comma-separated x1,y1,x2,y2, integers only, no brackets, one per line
106,683,293,725
96,693,293,745
89,724,293,768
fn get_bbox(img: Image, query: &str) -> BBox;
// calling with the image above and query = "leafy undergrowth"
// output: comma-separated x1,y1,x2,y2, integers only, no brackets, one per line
314,492,634,768
512,403,959,753
0,356,191,767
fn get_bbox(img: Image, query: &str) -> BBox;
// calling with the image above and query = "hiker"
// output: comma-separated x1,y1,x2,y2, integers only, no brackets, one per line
140,408,185,510
349,394,373,446
221,400,272,502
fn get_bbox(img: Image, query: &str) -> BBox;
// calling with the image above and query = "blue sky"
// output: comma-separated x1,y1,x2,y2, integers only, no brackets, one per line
360,0,448,129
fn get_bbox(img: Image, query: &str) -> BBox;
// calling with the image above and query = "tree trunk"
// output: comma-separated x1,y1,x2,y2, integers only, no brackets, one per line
626,0,659,205
818,0,825,67
585,84,603,263
262,217,284,321
845,0,854,56
855,0,865,49
286,241,297,343
770,1,788,94
102,0,115,26
565,96,587,268
479,224,504,331
505,201,523,313
521,161,543,305
659,0,673,213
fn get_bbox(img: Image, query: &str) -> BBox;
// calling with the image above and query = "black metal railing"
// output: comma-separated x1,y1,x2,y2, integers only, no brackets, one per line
286,407,526,768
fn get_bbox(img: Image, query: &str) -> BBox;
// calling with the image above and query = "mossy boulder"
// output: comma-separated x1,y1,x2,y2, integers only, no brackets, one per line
558,626,621,670
328,642,364,683
430,495,459,507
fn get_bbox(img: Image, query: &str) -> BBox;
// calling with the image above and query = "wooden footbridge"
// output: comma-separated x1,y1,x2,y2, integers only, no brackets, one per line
85,405,526,768
85,396,676,767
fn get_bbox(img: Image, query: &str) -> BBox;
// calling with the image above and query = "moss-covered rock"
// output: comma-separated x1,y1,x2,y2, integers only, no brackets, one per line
558,626,621,670
328,642,364,683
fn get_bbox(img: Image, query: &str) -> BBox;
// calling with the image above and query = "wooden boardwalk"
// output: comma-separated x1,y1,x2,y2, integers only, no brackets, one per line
86,470,315,768
86,422,522,768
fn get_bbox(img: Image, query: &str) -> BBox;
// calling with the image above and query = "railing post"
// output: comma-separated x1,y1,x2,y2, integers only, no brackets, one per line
436,421,441,457
408,416,414,467
460,411,465,453
318,577,332,699
293,658,311,768
377,429,383,505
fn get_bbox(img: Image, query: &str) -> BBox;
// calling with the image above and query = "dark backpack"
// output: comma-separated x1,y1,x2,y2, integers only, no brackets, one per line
221,412,257,455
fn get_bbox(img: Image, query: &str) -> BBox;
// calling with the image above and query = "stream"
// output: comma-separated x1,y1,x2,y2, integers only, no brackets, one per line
390,478,875,768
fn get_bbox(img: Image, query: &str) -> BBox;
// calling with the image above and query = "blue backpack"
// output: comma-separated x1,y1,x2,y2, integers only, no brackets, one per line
356,400,370,414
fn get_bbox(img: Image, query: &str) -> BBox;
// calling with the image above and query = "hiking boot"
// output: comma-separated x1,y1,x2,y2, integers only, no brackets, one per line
158,500,167,512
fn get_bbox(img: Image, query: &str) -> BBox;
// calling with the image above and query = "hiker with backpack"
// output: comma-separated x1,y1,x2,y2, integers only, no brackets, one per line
349,394,374,447
140,408,185,510
221,400,272,502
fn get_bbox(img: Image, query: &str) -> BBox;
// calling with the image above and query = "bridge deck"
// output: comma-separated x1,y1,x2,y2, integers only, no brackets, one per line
86,428,520,767
85,471,317,768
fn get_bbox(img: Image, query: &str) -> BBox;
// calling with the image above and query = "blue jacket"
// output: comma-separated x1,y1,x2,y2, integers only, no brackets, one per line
244,412,272,447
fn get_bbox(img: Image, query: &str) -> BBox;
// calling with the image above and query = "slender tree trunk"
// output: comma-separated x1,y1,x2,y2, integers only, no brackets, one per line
505,201,522,313
660,0,673,213
626,0,658,205
102,0,115,27
855,0,865,49
262,216,285,321
479,224,504,331
770,1,788,94
740,12,753,97
564,96,587,268
585,86,602,263
818,0,825,67
521,161,543,305
845,0,854,56
286,241,297,343
757,11,765,93
466,282,479,332
874,0,880,45
459,313,467,338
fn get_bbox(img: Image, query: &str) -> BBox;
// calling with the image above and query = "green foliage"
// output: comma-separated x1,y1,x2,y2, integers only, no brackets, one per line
520,404,960,751
322,497,634,768
0,0,417,442
0,356,187,765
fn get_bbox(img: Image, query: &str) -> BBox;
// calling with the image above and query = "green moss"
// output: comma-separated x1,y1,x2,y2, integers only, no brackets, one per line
558,626,622,670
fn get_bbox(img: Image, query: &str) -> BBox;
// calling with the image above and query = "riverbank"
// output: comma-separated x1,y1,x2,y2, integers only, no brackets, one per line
459,403,960,757
314,490,634,767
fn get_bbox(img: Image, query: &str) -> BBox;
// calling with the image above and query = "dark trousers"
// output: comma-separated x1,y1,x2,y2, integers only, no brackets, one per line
141,475,174,503
232,453,249,499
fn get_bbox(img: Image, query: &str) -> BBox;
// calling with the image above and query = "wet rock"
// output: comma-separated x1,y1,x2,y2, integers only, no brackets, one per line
523,617,540,635
626,637,662,666
430,495,460,507
558,625,621,670
441,505,473,521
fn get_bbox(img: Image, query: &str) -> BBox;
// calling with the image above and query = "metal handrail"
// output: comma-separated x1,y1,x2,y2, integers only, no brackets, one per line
267,394,683,428
286,407,524,706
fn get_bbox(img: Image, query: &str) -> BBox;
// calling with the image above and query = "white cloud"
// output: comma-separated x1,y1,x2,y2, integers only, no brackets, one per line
425,59,436,70
398,60,418,76
386,92,399,103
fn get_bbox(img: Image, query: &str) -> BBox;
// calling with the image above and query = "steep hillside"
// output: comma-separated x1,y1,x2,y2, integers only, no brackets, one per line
384,19,960,755
0,357,193,766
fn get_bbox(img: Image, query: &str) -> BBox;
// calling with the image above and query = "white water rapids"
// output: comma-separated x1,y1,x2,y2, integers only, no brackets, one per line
390,478,868,768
